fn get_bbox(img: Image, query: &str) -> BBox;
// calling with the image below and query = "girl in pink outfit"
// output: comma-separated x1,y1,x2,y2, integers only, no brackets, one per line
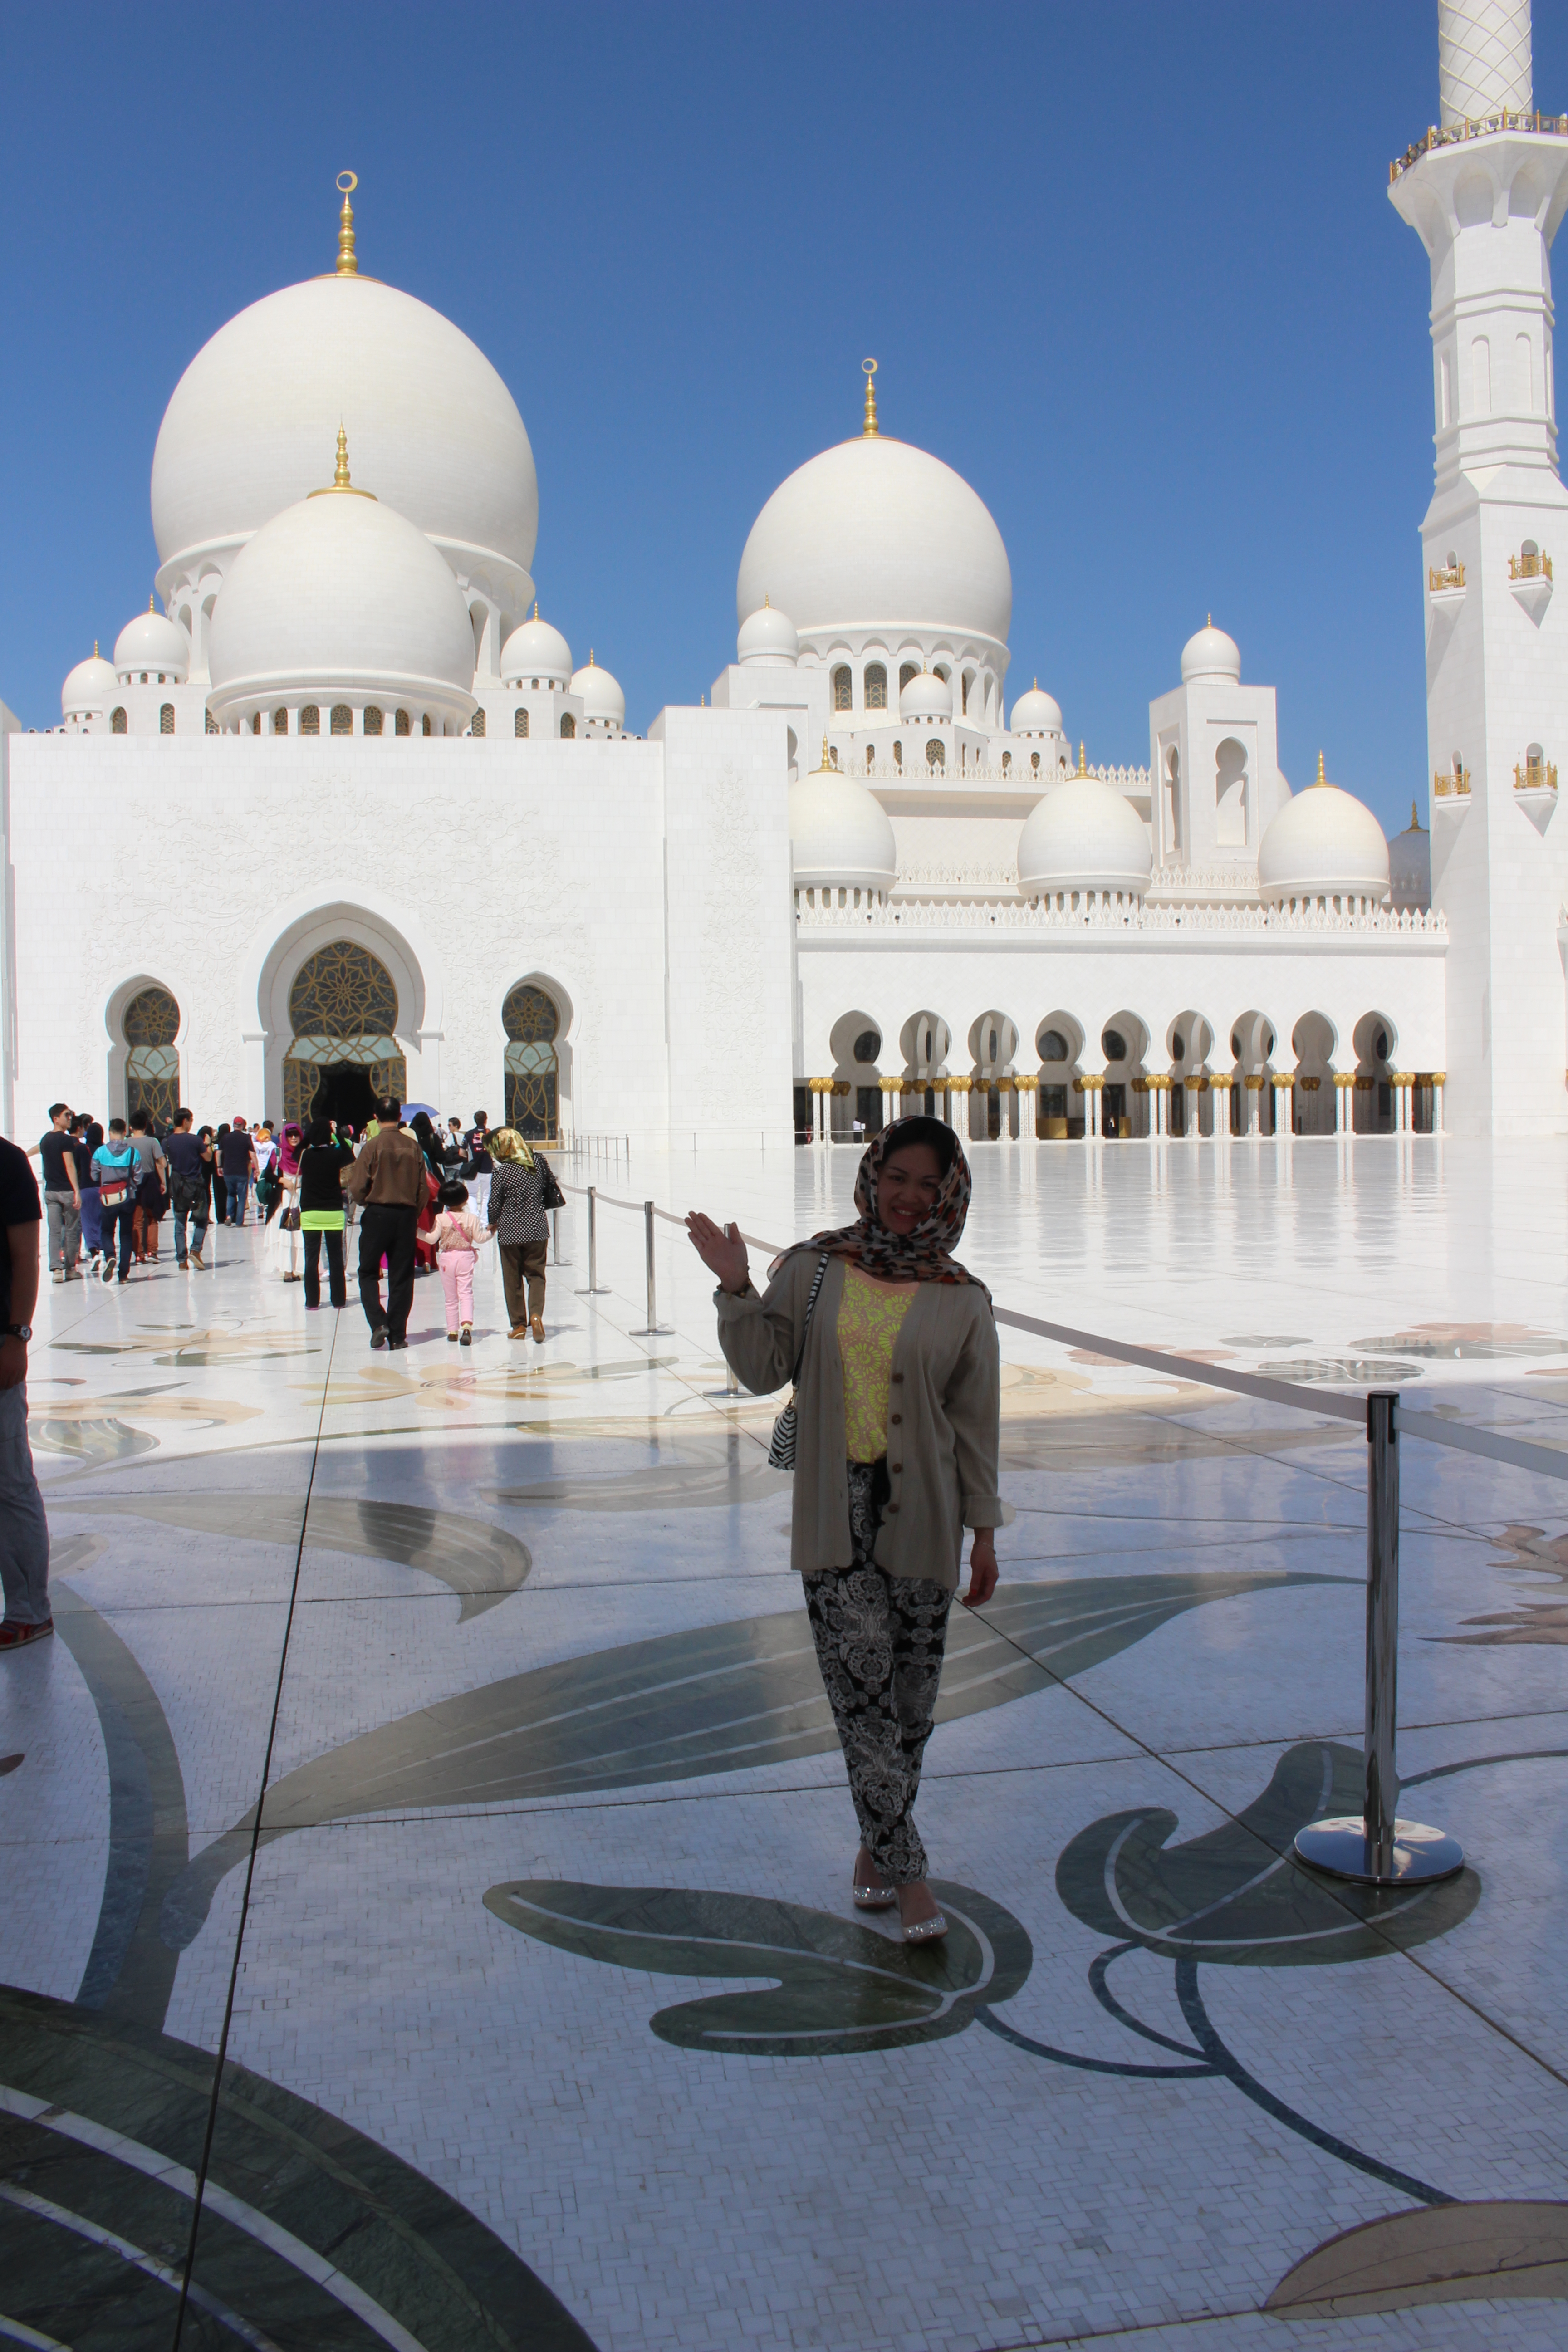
428,1181,492,1345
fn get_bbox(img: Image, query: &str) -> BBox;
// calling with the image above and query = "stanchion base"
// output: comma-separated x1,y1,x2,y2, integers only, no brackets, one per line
1293,1816,1464,1886
575,1287,611,1295
632,1327,674,1338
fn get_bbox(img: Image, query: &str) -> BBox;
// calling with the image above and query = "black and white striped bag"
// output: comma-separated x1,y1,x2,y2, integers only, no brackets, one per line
766,1253,830,1471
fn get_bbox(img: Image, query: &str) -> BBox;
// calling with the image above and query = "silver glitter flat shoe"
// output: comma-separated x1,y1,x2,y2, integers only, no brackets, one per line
902,1910,948,1944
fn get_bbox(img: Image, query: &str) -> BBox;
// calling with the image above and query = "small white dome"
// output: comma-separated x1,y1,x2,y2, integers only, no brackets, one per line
1181,622,1242,684
113,604,191,682
1257,756,1390,904
737,603,799,666
1017,775,1152,896
571,656,625,726
62,648,120,719
206,464,477,729
500,612,573,687
1387,803,1431,912
789,748,897,892
900,669,953,721
1011,682,1062,736
738,429,1012,648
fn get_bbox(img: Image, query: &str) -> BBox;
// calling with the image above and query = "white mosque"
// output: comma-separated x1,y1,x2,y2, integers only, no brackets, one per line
1,2,1564,1148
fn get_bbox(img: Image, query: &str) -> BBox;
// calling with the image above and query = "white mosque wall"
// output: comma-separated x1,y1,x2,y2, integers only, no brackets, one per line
4,714,796,1147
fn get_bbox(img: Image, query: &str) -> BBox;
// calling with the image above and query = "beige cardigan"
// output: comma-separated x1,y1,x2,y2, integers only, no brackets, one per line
716,1251,1002,1591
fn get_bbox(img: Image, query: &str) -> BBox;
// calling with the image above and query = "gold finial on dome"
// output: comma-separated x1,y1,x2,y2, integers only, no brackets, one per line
820,733,832,768
308,425,376,499
534,601,539,619
1077,740,1088,776
93,641,99,657
1315,750,1328,788
1411,797,1424,830
862,357,879,438
148,594,155,613
336,172,358,275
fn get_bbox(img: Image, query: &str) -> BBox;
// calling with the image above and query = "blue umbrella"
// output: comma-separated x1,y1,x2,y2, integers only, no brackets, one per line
400,1102,440,1119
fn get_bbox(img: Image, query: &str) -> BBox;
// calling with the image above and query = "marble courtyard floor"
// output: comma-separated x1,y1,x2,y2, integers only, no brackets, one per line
5,1132,1568,2351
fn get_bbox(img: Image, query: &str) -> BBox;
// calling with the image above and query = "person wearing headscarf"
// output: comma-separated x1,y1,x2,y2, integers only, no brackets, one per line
486,1127,549,1341
408,1113,445,1275
266,1121,307,1280
686,1115,1000,1947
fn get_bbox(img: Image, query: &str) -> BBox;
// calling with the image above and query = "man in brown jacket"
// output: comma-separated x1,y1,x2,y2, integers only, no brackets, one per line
343,1100,426,1349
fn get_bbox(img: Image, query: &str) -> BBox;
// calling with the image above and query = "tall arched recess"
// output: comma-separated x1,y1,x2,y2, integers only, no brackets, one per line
122,984,181,1124
502,980,568,1140
283,941,406,1128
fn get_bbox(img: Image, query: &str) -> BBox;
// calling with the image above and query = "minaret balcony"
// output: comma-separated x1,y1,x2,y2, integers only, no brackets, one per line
1433,764,1470,799
1510,545,1554,624
1514,753,1558,795
1428,560,1465,598
1391,111,1568,185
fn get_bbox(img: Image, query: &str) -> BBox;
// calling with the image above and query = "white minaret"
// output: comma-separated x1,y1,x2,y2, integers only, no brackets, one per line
1391,0,1568,1135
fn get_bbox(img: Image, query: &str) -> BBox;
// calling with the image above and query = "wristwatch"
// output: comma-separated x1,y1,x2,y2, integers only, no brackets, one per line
2,1324,32,1342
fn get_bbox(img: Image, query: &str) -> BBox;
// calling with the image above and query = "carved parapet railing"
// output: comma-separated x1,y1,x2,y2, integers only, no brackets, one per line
1391,110,1568,182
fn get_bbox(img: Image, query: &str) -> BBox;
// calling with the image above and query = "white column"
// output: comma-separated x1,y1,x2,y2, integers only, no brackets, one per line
1433,1074,1446,1133
242,1030,270,1128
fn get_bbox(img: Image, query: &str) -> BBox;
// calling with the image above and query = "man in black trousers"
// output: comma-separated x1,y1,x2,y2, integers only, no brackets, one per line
343,1100,426,1350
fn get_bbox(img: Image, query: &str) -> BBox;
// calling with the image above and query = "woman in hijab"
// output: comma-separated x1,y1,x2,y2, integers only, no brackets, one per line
408,1113,446,1275
486,1127,549,1342
267,1122,306,1281
686,1116,1000,1945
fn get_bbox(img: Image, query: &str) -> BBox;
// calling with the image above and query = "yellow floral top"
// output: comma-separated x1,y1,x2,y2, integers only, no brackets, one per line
837,1265,915,1463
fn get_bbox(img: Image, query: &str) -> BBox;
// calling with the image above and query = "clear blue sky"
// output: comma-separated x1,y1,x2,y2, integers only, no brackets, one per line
4,2,1562,836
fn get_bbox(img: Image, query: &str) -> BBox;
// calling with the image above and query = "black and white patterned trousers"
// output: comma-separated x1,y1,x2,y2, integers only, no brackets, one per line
803,1459,955,1885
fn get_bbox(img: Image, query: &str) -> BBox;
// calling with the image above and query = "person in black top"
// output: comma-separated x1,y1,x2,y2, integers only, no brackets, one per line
165,1109,214,1269
0,1133,49,1650
296,1118,356,1308
71,1117,103,1269
31,1102,81,1283
219,1118,259,1226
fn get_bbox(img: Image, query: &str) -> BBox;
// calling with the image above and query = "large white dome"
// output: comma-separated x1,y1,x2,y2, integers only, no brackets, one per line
1018,776,1152,896
152,272,537,607
789,752,897,893
737,432,1012,648
1257,757,1390,905
206,469,477,731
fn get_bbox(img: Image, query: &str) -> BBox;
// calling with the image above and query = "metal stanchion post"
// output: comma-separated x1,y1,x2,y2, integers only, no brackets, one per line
633,1198,671,1335
1295,1392,1463,1886
551,1208,561,1266
576,1186,609,1294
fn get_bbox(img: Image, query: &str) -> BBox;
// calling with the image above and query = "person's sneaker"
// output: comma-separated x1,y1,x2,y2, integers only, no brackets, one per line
0,1619,53,1652
370,1326,389,1350
100,1259,115,1283
51,1269,64,1284
387,1337,408,1351
447,1331,459,1343
190,1252,206,1269
460,1325,472,1347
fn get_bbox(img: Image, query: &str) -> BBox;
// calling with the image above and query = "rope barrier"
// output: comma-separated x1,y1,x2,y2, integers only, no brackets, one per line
557,1169,1568,1884
558,1180,1568,1482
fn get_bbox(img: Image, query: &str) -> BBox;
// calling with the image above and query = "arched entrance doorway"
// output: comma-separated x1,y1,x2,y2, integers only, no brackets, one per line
503,983,560,1138
283,942,406,1127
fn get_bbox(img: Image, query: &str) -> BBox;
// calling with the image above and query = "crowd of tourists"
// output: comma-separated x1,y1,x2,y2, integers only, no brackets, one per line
17,1097,560,1346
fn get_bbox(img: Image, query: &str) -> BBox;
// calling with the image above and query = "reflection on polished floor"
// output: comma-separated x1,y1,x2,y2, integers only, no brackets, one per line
5,1132,1568,2350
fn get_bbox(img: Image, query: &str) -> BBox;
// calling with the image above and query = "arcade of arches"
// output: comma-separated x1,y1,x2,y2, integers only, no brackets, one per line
800,1006,1445,1143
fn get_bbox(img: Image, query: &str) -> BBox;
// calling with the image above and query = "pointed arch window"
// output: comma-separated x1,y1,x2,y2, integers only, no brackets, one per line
330,704,353,735
864,663,887,710
470,708,486,738
560,714,576,739
283,941,404,1127
300,706,320,735
395,708,410,737
160,704,174,734
832,665,853,711
515,707,529,736
364,706,383,736
273,708,289,735
123,985,180,1125
503,982,560,1138
111,708,127,734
